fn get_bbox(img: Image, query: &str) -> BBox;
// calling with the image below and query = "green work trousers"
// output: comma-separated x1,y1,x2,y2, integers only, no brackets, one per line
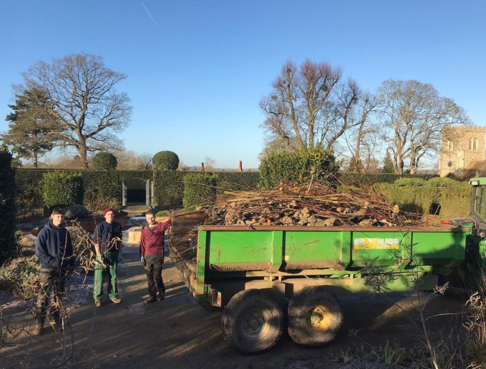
93,251,119,301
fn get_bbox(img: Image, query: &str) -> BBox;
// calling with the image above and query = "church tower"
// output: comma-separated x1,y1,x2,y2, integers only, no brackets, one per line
439,126,486,177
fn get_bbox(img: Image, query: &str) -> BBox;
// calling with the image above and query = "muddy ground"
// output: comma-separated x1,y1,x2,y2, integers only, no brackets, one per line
0,242,466,369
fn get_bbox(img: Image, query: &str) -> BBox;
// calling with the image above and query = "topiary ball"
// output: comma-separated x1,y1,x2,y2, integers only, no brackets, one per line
92,152,117,171
152,151,179,170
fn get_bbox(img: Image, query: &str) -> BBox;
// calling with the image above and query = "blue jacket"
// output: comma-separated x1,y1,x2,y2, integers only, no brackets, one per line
93,221,122,253
35,221,75,269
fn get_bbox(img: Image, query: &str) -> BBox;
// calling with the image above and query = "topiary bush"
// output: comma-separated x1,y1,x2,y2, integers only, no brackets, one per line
0,150,17,263
42,171,83,208
152,151,180,170
92,152,118,171
259,148,340,189
183,173,217,208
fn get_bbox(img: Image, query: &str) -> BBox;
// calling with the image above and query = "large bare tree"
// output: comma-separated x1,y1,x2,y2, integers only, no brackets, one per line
260,60,374,152
377,79,470,174
19,53,132,168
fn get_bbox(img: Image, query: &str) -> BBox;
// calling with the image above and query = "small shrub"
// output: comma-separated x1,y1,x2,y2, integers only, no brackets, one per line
42,171,83,208
183,173,217,208
0,256,40,300
92,152,117,171
153,151,179,170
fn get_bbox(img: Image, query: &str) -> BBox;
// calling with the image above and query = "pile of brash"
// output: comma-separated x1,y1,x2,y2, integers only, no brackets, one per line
204,184,421,227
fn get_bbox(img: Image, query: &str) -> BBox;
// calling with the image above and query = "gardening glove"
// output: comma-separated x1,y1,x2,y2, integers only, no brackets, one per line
140,257,145,266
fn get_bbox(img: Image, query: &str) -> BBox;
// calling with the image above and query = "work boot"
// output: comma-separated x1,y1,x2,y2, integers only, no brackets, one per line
110,297,122,304
158,291,165,301
49,321,63,332
144,296,157,305
32,322,43,336
95,300,102,308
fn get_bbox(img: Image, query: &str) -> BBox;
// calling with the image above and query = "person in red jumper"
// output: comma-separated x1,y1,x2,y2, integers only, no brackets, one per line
139,210,171,304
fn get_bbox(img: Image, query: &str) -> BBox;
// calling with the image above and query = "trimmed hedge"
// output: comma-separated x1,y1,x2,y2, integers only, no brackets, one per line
259,149,339,189
15,169,49,214
339,173,438,186
216,172,260,194
183,173,217,208
374,181,471,217
153,170,186,207
82,171,120,210
42,171,83,208
0,151,17,263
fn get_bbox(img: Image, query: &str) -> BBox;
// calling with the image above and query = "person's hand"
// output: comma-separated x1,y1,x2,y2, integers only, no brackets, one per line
140,257,145,265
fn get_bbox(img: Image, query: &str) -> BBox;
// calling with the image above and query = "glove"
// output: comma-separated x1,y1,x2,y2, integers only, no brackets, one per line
141,257,145,266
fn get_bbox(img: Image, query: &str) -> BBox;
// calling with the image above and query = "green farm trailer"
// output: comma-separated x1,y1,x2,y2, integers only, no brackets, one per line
172,178,486,354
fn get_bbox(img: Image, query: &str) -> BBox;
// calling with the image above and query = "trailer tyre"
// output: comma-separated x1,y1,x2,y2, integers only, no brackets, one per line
221,289,284,354
288,287,342,347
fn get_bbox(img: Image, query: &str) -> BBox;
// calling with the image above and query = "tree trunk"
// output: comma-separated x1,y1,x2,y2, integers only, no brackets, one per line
77,134,89,168
33,150,38,168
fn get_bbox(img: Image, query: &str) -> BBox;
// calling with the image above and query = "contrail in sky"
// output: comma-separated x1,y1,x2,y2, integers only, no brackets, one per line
142,3,163,32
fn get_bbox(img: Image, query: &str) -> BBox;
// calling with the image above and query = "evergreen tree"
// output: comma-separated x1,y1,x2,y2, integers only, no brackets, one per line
2,87,61,167
382,151,395,173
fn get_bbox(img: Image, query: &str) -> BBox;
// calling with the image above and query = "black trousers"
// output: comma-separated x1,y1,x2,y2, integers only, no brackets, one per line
144,254,165,298
36,268,68,325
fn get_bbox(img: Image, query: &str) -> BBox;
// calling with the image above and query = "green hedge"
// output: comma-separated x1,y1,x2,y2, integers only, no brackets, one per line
216,172,260,194
340,173,439,186
374,181,471,217
15,169,49,214
183,173,217,208
153,170,186,207
82,171,120,210
0,151,17,263
259,149,339,189
42,171,83,208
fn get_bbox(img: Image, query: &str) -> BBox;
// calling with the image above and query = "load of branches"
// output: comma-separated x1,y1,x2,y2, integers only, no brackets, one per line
205,183,420,228
169,183,423,263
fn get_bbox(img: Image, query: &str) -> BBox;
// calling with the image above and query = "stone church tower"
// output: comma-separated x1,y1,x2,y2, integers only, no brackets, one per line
439,126,486,177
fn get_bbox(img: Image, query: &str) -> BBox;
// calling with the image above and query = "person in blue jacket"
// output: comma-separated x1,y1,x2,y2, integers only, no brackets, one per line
34,207,75,336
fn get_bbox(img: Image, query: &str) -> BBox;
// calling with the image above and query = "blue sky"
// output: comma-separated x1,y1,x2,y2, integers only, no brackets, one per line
0,0,485,169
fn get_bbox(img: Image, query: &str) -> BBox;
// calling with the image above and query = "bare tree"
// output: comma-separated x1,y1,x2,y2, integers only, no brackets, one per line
342,92,379,172
19,53,132,168
377,79,470,174
205,156,216,171
260,60,373,152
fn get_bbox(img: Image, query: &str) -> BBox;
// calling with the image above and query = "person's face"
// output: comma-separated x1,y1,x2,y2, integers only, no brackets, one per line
104,211,115,223
146,213,156,225
51,213,64,227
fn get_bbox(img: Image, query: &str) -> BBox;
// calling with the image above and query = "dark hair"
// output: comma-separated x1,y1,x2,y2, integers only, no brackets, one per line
145,211,155,217
51,207,64,215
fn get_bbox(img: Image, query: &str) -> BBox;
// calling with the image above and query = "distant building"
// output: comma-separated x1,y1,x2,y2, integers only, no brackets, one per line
439,126,486,177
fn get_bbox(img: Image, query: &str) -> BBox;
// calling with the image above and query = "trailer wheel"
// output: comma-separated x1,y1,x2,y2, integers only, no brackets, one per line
221,289,284,354
288,287,342,347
